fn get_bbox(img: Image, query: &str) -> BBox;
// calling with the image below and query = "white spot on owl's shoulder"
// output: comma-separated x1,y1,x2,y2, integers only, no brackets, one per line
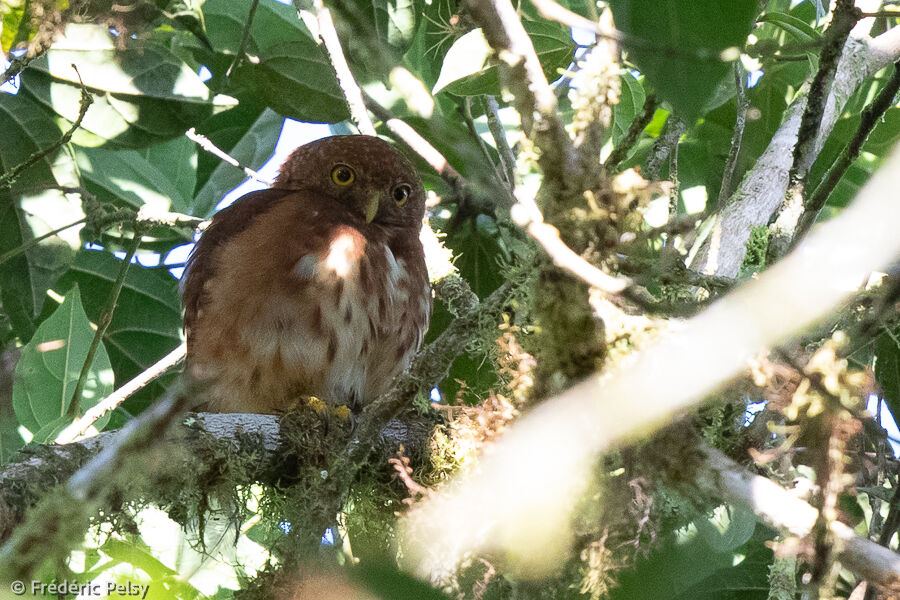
325,232,358,277
294,255,319,280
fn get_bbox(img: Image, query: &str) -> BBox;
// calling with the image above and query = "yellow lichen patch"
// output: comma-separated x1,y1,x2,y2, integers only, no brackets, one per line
332,405,351,420
307,396,327,414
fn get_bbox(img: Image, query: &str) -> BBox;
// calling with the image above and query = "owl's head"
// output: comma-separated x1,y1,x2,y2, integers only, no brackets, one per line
274,135,426,230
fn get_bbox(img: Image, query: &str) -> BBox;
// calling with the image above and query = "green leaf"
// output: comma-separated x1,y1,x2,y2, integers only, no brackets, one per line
876,330,900,420
0,383,27,465
100,538,177,581
404,0,462,89
0,91,82,342
241,40,349,123
12,285,114,442
609,523,773,600
20,68,234,149
609,0,758,121
695,505,756,553
352,561,452,600
192,108,283,218
31,24,214,102
445,214,511,298
758,12,822,43
139,137,198,214
74,145,193,214
1,0,26,53
19,23,236,148
201,0,316,55
50,250,182,416
434,21,576,96
611,71,647,144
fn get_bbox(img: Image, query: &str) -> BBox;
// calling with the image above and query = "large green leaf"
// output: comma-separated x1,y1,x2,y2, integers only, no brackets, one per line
0,90,82,342
19,23,236,148
609,0,758,121
192,108,283,218
50,250,182,418
434,20,575,96
201,0,316,55
241,40,349,123
403,0,461,89
31,23,213,102
876,330,900,420
610,522,773,600
74,145,193,214
611,71,648,145
12,285,114,443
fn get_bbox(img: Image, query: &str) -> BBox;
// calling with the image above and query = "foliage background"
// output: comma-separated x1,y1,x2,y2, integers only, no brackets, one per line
0,0,899,598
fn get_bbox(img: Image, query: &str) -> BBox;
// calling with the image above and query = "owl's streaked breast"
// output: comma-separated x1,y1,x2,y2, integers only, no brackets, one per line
186,200,430,413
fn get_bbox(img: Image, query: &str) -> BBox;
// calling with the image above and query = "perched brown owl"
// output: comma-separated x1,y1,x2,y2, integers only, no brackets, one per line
181,135,431,414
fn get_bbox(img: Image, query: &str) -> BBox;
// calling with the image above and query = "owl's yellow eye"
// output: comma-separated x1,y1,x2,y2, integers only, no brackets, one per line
331,164,355,186
392,184,411,206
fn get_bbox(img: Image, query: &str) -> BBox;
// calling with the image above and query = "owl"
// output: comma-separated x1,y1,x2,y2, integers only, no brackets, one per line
181,135,432,414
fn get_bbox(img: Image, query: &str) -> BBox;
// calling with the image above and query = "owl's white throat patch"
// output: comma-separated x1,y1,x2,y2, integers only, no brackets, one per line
324,232,359,277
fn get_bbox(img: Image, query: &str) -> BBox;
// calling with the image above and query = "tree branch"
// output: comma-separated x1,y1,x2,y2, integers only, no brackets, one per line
717,64,749,209
510,188,633,295
225,0,260,79
297,0,376,136
767,0,861,263
604,95,658,172
55,343,186,444
800,59,900,241
705,448,900,592
695,22,900,277
467,0,576,183
67,227,142,418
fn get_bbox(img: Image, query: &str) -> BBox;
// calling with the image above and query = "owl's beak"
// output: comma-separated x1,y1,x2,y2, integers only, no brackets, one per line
363,193,379,223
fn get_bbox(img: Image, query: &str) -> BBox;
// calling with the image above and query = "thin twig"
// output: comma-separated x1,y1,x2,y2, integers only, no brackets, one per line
225,0,261,79
301,0,376,136
184,128,268,184
604,95,658,171
800,60,900,240
510,188,632,295
0,52,38,86
56,343,186,444
364,94,466,189
467,0,576,181
462,96,511,202
483,95,516,189
717,63,749,209
67,227,143,419
0,217,87,267
860,10,900,18
644,116,686,180
0,65,92,189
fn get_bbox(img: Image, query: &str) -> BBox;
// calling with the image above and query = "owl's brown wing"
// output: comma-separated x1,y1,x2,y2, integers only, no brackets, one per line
182,188,296,335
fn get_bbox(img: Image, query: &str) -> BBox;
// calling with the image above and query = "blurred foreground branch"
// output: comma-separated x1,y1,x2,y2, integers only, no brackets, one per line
401,140,900,582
